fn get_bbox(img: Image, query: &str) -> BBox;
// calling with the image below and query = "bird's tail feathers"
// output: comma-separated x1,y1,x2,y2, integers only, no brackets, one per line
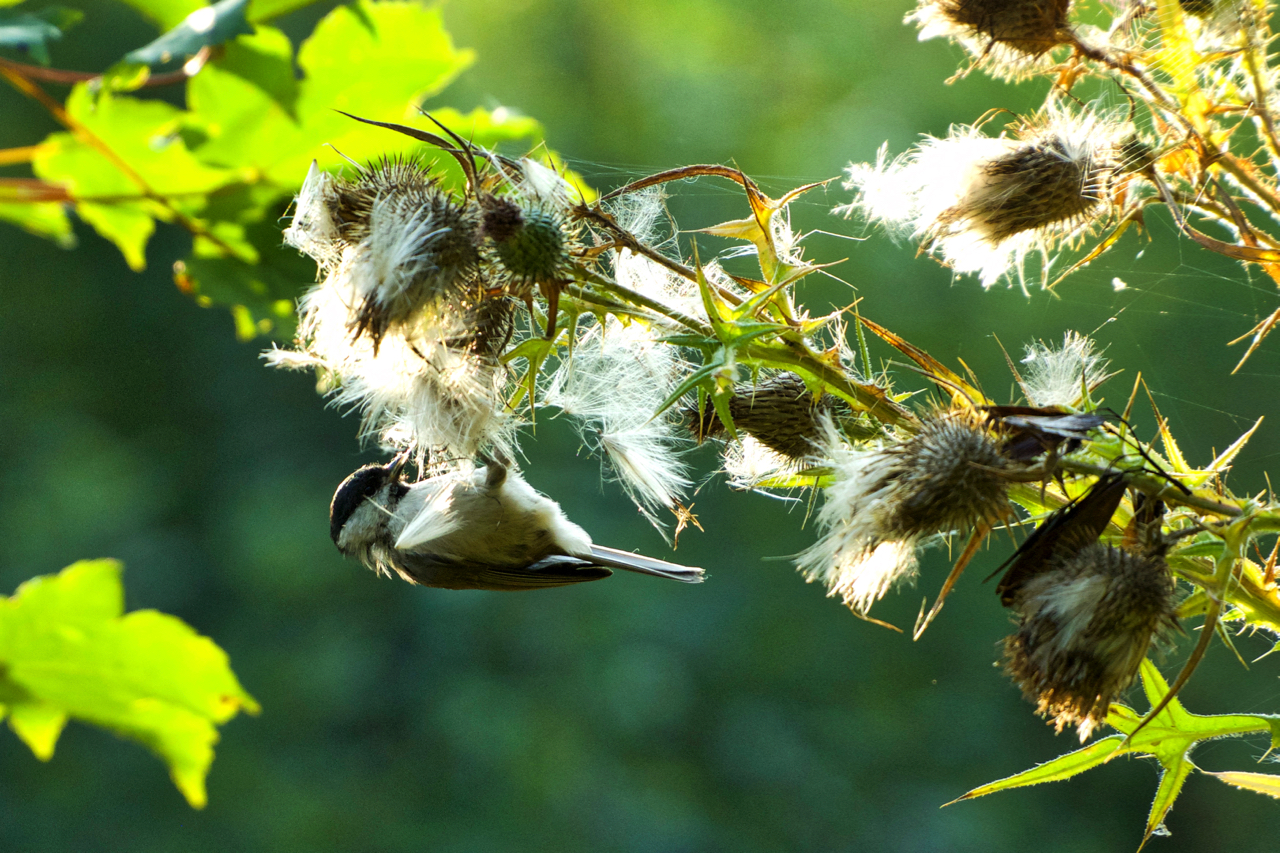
587,545,704,583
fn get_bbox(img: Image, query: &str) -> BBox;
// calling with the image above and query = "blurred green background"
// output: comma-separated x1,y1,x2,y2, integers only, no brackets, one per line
3,1,1280,850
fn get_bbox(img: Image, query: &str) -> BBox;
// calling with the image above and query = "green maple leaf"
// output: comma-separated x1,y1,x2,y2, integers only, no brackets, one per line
0,560,259,808
954,659,1280,849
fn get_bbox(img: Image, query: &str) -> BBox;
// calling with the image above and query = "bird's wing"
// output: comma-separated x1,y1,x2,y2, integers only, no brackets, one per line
394,486,461,550
397,552,612,590
585,545,704,583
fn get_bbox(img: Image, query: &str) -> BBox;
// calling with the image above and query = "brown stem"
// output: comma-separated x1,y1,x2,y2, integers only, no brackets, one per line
0,49,214,90
1211,155,1280,221
0,62,238,257
597,164,762,204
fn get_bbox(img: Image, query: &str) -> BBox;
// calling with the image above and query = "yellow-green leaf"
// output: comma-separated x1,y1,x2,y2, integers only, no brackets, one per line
1207,770,1280,799
0,560,258,808
7,701,68,761
0,201,74,248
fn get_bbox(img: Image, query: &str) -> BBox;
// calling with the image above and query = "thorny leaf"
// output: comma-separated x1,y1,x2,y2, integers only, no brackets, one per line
1205,417,1264,474
955,660,1279,847
858,316,989,406
1206,770,1280,799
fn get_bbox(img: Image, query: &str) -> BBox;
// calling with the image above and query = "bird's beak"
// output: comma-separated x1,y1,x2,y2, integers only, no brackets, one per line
386,449,412,482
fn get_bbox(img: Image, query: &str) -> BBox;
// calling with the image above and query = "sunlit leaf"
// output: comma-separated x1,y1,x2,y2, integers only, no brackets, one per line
289,0,475,174
117,0,205,31
0,201,75,247
246,0,322,23
1207,770,1280,799
32,84,238,268
75,201,157,271
7,701,67,761
0,560,258,808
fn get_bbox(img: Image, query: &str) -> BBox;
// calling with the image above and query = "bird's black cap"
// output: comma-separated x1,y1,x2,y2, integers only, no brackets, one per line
329,463,393,545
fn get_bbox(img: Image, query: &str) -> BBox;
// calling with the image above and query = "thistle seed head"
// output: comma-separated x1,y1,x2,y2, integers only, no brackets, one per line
1003,542,1178,740
942,112,1111,247
687,372,852,460
842,107,1125,288
909,0,1074,79
881,412,1012,539
796,412,1011,614
452,296,517,360
346,186,482,346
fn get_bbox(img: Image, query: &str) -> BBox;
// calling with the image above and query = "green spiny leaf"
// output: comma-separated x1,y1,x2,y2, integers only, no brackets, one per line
1207,770,1280,799
953,736,1124,802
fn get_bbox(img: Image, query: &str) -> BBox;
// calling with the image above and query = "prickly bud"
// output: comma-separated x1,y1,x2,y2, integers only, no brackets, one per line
483,198,568,285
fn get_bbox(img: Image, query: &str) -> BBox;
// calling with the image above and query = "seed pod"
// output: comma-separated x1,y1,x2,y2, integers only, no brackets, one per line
939,0,1071,56
332,157,442,243
1002,541,1178,741
346,185,483,348
687,372,853,459
946,125,1107,245
450,296,517,360
908,0,1074,79
842,108,1126,288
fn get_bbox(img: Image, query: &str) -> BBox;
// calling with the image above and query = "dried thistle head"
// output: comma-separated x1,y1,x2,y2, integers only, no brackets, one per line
842,107,1127,289
908,0,1075,79
883,410,1013,537
284,157,483,350
345,187,482,347
265,280,516,462
686,372,853,460
1002,542,1178,740
797,411,1012,614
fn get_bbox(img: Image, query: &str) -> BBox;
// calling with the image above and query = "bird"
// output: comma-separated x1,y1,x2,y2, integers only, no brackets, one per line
329,454,704,590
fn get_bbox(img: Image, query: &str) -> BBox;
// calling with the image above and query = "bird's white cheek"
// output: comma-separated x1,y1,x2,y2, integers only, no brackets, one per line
337,502,389,551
